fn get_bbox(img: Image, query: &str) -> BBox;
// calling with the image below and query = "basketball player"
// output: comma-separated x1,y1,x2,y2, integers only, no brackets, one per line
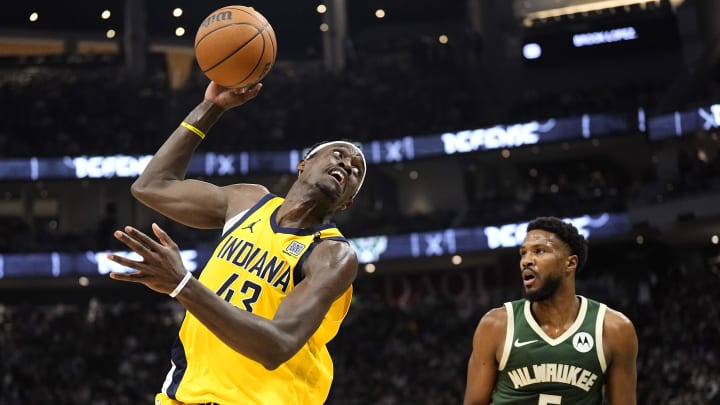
106,81,367,405
464,217,638,405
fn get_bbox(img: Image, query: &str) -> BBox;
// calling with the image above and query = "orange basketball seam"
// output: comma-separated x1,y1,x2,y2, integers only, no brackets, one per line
227,27,269,88
195,22,260,50
229,24,269,87
198,24,269,73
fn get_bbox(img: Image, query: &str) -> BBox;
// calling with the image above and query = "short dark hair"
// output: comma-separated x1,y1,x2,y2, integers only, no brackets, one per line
527,217,588,272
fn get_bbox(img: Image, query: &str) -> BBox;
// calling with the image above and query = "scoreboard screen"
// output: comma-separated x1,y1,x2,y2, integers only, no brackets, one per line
521,10,681,65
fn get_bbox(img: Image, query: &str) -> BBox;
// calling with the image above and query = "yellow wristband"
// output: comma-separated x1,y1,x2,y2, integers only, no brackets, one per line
180,121,206,140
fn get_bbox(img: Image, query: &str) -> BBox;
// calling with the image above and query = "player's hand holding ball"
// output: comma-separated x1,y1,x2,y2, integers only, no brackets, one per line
204,81,263,111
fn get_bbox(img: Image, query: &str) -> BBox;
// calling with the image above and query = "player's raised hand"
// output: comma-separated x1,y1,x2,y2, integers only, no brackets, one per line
107,223,188,295
204,81,262,111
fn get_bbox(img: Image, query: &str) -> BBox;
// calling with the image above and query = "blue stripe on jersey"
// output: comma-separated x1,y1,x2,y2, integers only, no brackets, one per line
166,336,188,399
292,236,349,285
323,236,349,244
269,206,340,236
220,193,276,240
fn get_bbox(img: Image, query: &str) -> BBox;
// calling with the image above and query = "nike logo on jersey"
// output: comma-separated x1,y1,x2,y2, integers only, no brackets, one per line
514,338,538,347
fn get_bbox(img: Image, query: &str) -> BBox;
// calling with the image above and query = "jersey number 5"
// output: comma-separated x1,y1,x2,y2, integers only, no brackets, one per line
216,274,262,313
538,394,562,405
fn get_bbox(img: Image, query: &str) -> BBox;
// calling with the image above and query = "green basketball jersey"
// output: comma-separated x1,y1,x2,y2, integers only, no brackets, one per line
491,296,608,405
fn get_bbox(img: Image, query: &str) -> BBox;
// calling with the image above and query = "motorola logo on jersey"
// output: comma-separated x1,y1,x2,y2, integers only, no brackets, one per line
573,332,594,353
440,120,556,154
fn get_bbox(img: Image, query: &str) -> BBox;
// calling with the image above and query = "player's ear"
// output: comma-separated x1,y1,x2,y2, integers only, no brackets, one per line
566,255,578,273
297,160,306,177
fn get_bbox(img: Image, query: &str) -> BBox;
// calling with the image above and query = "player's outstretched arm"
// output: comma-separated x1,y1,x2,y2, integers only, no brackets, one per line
108,223,357,370
604,308,638,405
131,82,263,229
464,307,505,405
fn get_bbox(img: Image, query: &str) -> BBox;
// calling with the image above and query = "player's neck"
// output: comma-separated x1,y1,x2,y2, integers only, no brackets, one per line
279,184,339,228
530,291,580,335
277,195,330,229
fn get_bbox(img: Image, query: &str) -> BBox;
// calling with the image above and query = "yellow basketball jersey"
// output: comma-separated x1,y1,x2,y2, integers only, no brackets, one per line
161,194,353,405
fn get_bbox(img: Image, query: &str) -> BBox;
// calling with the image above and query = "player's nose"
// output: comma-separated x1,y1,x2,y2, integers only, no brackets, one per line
520,256,534,269
338,156,352,172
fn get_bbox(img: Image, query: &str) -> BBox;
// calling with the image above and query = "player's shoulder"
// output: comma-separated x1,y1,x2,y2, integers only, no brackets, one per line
601,304,638,361
305,229,358,267
477,305,509,332
311,237,358,262
302,238,358,286
224,183,271,198
470,305,508,349
602,304,638,350
602,305,635,331
223,183,272,211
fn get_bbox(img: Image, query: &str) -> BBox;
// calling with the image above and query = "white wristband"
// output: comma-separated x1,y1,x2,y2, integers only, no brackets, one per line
169,272,193,298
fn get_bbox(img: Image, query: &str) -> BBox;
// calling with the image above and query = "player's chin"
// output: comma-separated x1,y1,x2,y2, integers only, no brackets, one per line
523,283,541,296
317,182,344,201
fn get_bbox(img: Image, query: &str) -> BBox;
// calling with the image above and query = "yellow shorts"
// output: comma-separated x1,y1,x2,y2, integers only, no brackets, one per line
154,393,219,405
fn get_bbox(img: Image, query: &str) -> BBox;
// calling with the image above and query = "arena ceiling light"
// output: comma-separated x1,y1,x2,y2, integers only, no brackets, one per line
522,0,684,26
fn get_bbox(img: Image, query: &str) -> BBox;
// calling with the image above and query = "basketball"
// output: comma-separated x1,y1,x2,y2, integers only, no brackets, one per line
194,5,277,89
